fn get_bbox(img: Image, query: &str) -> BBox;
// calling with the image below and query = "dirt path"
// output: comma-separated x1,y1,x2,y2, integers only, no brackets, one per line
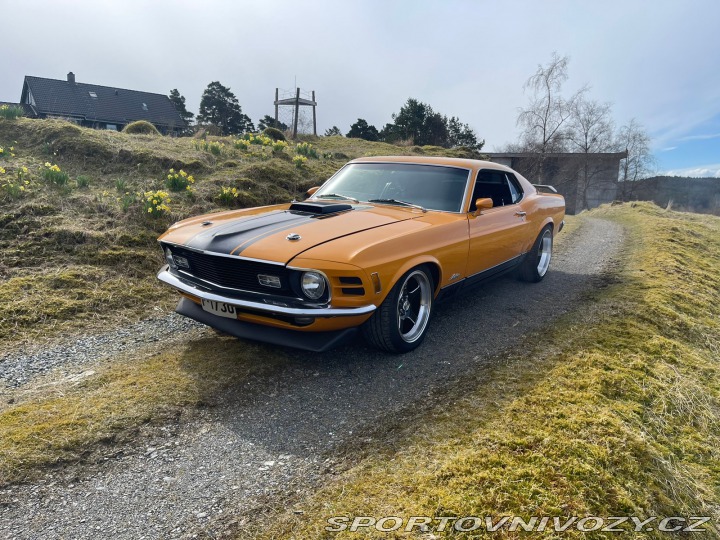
0,217,624,540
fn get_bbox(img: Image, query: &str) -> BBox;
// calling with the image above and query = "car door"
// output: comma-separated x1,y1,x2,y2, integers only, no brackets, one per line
465,169,529,281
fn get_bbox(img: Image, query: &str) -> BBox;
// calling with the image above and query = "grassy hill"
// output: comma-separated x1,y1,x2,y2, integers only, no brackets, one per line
0,118,481,351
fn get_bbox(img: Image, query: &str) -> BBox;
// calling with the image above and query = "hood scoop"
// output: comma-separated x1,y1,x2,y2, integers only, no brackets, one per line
289,201,353,215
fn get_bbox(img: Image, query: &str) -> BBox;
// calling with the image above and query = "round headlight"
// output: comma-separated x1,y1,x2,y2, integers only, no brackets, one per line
301,271,326,300
164,248,177,269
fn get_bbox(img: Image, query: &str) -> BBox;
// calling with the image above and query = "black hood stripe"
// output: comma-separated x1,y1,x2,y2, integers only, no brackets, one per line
230,217,315,255
184,211,316,256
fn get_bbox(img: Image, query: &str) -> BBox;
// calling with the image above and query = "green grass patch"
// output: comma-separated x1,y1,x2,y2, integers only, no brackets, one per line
248,203,720,539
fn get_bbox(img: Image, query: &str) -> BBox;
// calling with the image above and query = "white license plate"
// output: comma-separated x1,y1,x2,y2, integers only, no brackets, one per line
201,299,237,319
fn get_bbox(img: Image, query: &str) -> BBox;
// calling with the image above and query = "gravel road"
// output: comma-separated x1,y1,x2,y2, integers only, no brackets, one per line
0,217,624,540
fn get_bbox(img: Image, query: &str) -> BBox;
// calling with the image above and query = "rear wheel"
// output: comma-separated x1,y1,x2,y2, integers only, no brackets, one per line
518,226,553,282
362,266,434,353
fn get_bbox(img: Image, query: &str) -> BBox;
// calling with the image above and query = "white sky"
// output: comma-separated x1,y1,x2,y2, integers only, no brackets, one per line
2,0,719,175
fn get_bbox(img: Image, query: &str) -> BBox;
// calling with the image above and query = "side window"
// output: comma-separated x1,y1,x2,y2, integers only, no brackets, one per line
470,169,516,210
505,173,523,204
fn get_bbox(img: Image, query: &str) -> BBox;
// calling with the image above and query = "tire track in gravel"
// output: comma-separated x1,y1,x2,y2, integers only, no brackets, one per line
0,217,624,540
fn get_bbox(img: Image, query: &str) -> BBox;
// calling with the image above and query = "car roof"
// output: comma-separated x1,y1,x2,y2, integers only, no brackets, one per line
349,155,510,172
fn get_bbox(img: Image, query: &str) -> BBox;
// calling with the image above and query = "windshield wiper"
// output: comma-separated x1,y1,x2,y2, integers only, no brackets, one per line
368,198,427,212
314,193,359,203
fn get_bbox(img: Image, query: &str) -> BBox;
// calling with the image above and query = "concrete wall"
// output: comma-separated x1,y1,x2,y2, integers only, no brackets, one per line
486,153,623,214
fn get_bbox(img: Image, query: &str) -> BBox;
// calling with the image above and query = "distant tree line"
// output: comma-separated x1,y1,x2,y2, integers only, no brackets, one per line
168,83,484,151
622,176,720,215
340,98,484,150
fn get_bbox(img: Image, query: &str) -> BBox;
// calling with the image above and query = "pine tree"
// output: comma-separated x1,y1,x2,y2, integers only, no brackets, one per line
168,89,194,125
197,81,253,135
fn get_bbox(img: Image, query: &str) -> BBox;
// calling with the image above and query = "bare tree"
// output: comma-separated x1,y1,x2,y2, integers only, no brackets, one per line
616,118,655,199
516,52,586,182
567,98,616,210
517,53,589,152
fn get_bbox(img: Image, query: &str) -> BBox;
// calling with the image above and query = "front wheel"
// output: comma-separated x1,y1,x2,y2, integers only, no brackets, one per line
518,226,553,282
362,266,434,353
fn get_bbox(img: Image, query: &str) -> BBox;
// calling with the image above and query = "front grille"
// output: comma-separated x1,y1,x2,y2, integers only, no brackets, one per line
166,244,293,296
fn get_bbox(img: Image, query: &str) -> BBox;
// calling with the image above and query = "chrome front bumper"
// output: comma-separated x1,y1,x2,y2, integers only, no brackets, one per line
157,267,376,318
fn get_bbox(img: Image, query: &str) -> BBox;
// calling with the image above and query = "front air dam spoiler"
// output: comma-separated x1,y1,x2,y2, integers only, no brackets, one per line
175,297,358,352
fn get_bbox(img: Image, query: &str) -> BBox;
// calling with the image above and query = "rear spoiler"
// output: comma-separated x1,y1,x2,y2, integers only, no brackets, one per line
533,184,558,193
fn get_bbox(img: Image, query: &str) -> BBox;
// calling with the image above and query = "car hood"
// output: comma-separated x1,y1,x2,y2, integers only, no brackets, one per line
158,203,420,264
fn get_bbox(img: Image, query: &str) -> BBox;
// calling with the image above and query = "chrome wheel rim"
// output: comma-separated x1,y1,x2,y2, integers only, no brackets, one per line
537,230,552,277
396,270,432,343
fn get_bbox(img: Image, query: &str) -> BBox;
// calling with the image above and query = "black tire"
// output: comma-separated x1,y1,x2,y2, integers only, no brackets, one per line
362,265,434,353
518,225,553,282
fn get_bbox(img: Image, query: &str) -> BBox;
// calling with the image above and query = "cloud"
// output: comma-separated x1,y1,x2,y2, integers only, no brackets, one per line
661,146,677,152
678,132,720,142
662,164,720,178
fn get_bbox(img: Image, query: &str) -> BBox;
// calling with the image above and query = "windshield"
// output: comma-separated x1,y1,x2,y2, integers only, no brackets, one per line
312,163,471,213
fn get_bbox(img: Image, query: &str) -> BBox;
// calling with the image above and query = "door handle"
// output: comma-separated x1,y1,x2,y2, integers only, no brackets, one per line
514,211,527,217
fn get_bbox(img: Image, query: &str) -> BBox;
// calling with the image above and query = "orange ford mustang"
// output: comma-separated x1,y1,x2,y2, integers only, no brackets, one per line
157,156,565,353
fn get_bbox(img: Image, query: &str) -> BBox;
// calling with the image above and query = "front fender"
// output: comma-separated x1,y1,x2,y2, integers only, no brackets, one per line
385,256,443,300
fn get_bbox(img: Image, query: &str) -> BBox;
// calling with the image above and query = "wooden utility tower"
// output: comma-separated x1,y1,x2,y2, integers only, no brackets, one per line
274,88,317,138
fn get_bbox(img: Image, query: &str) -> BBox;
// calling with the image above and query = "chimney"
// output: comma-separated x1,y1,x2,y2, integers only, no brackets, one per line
67,72,75,84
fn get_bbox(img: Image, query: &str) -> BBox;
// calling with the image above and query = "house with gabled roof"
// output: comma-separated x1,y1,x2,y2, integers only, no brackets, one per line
20,72,186,135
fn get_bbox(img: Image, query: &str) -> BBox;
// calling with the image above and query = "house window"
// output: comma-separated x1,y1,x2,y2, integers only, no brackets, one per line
106,124,118,131
88,91,97,98
142,103,148,111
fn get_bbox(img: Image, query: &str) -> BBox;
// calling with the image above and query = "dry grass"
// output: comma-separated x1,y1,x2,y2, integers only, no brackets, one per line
246,203,720,539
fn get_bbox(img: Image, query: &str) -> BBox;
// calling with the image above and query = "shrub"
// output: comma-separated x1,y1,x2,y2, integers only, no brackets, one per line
118,192,136,212
272,140,288,154
76,175,91,188
193,140,225,155
295,142,318,158
0,145,16,159
122,120,160,135
293,155,308,169
217,186,240,205
141,190,170,216
262,127,286,141
0,169,20,199
0,104,24,120
165,168,195,192
41,162,70,186
245,133,273,146
1,166,32,200
234,139,250,151
0,167,17,198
